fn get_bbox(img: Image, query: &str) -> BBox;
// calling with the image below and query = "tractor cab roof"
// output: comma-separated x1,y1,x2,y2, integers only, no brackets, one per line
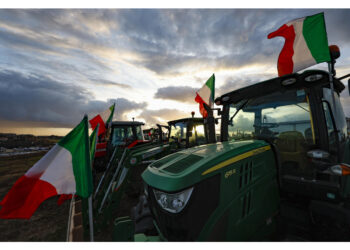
215,70,345,106
168,117,204,126
111,121,145,127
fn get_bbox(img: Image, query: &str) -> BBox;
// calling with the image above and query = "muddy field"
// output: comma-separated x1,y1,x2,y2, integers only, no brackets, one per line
0,153,70,241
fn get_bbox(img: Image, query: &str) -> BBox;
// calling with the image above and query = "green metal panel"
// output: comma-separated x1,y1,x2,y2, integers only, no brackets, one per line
142,140,270,192
142,139,279,241
197,148,279,241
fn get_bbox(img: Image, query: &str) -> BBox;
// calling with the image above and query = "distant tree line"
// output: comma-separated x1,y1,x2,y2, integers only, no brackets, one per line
0,133,62,149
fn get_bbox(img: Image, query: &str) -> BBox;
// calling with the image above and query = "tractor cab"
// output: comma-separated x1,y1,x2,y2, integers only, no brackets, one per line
217,70,349,196
143,125,170,143
168,117,208,149
109,121,146,149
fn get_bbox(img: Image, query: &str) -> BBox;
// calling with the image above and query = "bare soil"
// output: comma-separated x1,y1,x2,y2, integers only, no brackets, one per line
0,153,70,241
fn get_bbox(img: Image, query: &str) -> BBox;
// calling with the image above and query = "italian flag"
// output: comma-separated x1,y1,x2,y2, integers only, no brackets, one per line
89,103,115,136
0,117,93,219
268,13,331,76
195,74,215,118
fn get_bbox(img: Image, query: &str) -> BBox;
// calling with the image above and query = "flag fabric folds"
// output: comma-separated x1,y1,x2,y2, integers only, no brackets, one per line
57,124,98,206
195,74,215,118
0,117,92,219
268,13,331,76
89,103,115,136
89,124,99,163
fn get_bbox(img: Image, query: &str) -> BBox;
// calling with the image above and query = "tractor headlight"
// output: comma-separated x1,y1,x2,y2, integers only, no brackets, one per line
153,187,194,213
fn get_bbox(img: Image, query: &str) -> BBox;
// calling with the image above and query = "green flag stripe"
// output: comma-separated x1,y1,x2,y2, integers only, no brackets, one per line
58,117,93,198
89,125,98,162
303,13,331,63
205,74,215,102
106,103,115,124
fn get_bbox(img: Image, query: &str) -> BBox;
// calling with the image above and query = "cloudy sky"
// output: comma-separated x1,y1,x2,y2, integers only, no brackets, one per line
0,8,350,135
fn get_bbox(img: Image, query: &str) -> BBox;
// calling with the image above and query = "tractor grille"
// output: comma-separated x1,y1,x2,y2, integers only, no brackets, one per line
148,174,220,241
163,154,203,174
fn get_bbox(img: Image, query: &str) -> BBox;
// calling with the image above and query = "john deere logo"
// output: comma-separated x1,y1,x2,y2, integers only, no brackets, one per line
225,169,236,178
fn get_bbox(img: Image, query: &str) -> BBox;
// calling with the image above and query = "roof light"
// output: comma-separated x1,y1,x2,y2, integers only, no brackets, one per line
329,45,340,60
305,74,323,82
222,96,230,102
281,78,296,86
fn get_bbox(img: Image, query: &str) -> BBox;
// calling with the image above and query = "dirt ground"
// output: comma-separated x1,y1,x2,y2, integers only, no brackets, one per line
0,153,70,241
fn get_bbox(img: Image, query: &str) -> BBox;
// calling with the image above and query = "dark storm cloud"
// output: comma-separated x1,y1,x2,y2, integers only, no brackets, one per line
113,9,350,75
0,70,145,127
112,98,147,121
154,86,197,103
217,72,276,97
1,9,349,77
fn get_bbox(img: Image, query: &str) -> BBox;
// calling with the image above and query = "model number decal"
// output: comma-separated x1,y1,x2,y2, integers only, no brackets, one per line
225,169,236,178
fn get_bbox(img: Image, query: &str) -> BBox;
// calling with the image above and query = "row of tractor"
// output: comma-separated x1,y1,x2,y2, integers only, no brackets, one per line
70,45,350,241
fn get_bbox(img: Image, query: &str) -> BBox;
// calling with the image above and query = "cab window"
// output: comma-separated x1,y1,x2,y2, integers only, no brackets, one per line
135,126,144,140
228,89,315,176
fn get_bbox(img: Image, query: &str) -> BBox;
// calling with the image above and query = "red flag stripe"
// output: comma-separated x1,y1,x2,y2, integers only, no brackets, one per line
195,93,208,118
0,176,57,219
89,115,106,136
267,24,296,76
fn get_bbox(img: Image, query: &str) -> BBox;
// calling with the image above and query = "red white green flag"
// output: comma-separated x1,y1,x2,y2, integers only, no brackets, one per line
0,117,93,219
268,13,331,76
89,103,115,136
195,74,215,118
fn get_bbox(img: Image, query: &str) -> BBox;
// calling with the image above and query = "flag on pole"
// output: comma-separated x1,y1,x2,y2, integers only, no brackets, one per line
57,124,98,205
89,103,115,136
268,13,331,76
89,124,99,163
0,117,92,219
195,74,215,118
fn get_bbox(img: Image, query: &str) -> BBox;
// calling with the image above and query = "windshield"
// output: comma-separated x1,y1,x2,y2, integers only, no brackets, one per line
169,121,187,147
111,126,134,146
228,89,316,145
169,122,187,140
135,125,144,140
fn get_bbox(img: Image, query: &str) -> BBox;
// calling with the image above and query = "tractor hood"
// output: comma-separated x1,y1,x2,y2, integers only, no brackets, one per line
142,140,270,192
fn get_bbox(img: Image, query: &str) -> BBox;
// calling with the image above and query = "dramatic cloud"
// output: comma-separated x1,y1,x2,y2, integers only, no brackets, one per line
140,108,189,127
217,72,276,97
0,70,145,127
92,79,132,89
154,86,197,103
0,9,350,135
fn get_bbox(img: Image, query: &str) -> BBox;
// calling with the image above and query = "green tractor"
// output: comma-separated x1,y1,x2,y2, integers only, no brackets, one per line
114,62,350,240
91,115,211,234
93,120,148,172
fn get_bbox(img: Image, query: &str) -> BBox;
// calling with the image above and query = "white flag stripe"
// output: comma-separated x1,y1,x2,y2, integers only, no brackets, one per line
25,144,76,194
197,84,212,105
100,108,111,122
291,18,316,73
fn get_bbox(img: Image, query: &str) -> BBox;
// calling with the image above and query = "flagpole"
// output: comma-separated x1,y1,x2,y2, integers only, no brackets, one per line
85,114,95,242
328,62,337,116
88,195,94,242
